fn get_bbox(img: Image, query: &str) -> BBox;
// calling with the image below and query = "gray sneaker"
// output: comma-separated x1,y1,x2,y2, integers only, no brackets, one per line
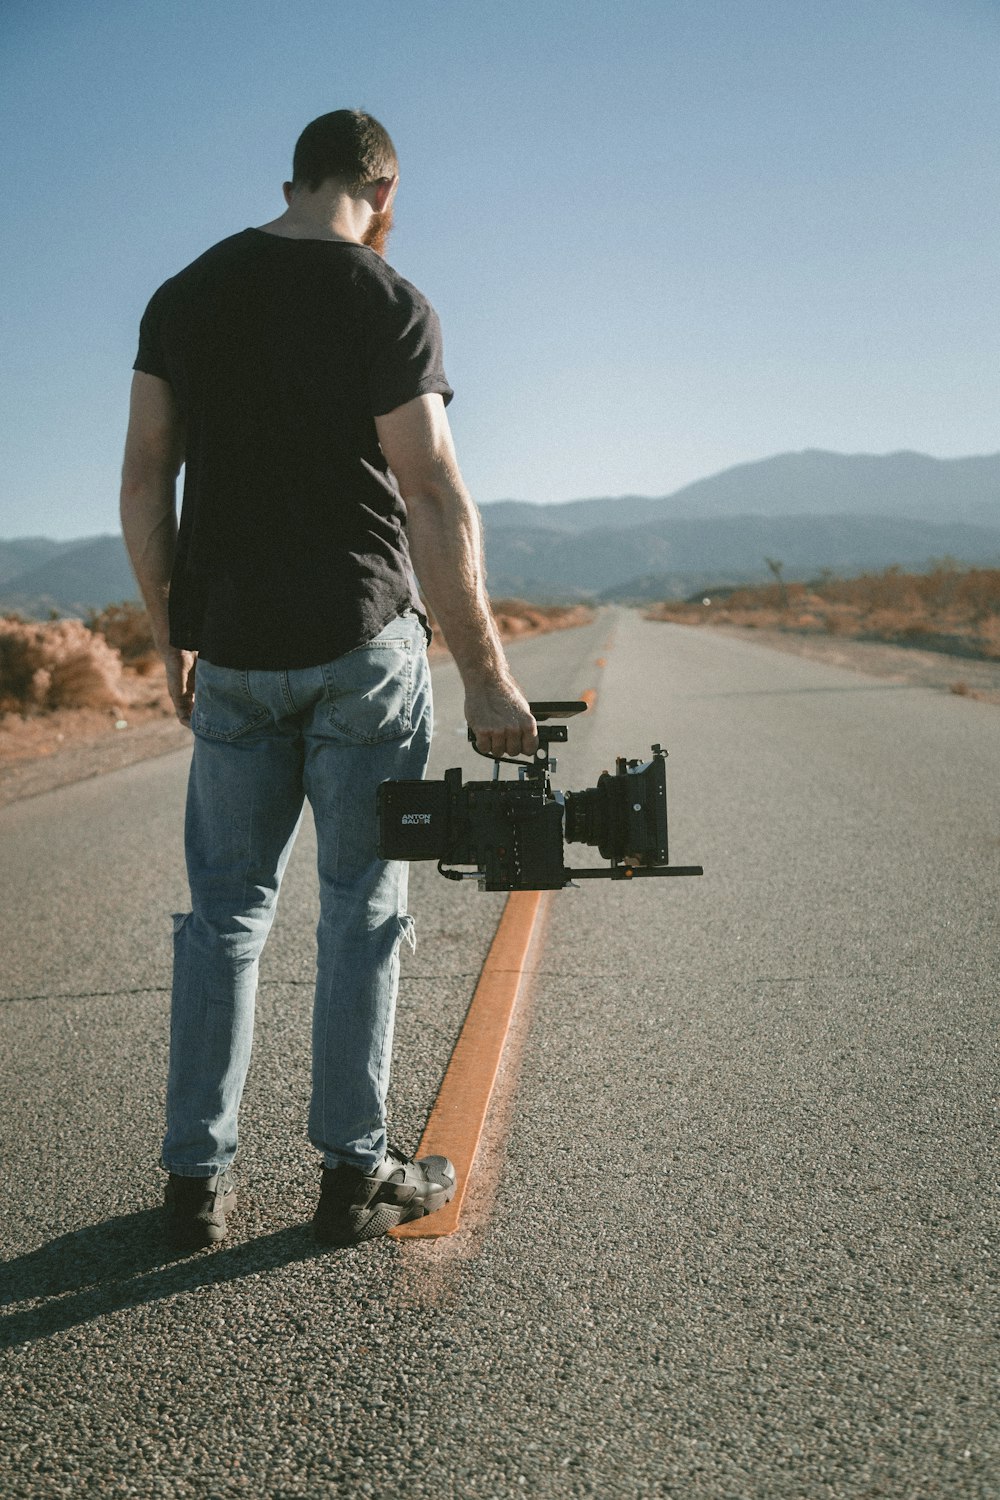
313,1148,456,1246
164,1170,237,1248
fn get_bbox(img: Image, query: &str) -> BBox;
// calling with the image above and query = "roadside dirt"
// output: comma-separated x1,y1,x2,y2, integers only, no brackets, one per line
0,603,595,809
9,607,993,811
0,660,189,808
708,625,1000,705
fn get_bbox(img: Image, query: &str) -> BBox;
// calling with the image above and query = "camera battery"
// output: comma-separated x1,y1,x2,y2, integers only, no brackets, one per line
376,779,451,860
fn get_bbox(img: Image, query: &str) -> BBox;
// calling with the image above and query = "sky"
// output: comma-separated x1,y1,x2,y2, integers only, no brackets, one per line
1,0,997,539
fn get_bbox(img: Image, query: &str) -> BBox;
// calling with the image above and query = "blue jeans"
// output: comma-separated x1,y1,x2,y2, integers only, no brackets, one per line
162,611,432,1178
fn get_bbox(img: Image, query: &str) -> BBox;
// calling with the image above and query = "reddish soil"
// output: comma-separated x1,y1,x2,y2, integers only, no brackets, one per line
646,566,1000,662
705,626,1000,706
0,601,595,808
646,566,1000,706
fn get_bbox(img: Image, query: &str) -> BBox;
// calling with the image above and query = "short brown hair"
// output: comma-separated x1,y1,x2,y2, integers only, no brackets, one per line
291,110,398,194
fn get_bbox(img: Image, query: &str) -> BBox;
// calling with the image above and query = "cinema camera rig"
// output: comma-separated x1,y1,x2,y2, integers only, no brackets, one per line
376,700,704,892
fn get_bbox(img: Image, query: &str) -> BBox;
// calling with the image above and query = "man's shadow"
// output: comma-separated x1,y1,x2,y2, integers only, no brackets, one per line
0,1209,338,1350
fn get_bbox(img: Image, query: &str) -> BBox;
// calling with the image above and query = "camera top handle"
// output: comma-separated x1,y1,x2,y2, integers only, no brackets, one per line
528,701,588,721
467,700,589,771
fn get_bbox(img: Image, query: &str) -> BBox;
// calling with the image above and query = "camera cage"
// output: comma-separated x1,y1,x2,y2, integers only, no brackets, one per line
450,699,703,885
376,698,703,890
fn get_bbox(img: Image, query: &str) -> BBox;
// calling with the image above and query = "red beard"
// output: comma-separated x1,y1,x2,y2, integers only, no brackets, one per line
362,204,394,258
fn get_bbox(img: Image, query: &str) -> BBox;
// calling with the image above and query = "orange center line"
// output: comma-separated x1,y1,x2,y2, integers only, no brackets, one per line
390,888,546,1238
393,677,601,1238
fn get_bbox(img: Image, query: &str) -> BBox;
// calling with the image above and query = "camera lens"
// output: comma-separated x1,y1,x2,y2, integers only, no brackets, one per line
564,773,626,861
564,754,669,866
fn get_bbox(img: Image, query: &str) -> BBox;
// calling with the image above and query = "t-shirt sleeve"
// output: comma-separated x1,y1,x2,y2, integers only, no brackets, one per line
365,275,454,416
133,284,171,382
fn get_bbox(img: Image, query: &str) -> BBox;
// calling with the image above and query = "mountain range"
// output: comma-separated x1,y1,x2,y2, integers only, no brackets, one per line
2,450,998,617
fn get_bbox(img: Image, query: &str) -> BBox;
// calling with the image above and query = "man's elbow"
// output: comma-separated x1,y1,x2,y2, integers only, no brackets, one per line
398,484,449,520
120,471,160,524
119,468,179,552
119,468,144,511
398,468,475,522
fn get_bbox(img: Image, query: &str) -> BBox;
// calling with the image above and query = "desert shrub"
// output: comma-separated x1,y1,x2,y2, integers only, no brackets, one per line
493,613,529,636
490,598,595,638
976,614,1000,659
89,601,156,665
954,569,1000,619
646,563,1000,660
0,617,125,713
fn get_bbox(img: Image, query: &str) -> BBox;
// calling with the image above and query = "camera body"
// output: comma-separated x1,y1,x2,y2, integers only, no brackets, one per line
376,701,703,892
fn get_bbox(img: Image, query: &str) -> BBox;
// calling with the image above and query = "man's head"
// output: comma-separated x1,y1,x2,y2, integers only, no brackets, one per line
285,109,398,254
292,109,398,193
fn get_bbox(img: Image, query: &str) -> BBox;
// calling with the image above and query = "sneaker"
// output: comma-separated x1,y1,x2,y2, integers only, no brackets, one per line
164,1170,237,1248
313,1147,457,1246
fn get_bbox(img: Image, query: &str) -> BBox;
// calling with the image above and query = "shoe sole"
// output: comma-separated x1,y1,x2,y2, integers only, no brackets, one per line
165,1187,237,1249
313,1177,455,1247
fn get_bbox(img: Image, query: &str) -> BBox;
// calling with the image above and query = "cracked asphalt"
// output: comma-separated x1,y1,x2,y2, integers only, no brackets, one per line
1,607,997,1498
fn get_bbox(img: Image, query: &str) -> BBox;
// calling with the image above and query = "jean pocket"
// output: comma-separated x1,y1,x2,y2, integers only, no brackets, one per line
321,620,418,745
191,661,271,742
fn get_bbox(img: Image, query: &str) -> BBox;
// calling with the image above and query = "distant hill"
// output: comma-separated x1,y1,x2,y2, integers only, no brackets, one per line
478,450,1000,598
482,450,1000,531
2,450,999,616
481,513,1000,601
0,537,79,588
0,535,137,618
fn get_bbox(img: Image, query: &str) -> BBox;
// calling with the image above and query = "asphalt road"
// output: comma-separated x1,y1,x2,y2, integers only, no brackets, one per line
1,607,997,1498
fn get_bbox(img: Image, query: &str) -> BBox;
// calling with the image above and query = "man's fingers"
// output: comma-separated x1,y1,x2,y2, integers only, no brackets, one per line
505,725,528,757
163,648,197,729
466,680,536,758
473,718,537,758
169,682,193,727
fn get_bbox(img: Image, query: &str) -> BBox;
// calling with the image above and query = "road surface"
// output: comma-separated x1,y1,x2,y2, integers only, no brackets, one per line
1,607,996,1497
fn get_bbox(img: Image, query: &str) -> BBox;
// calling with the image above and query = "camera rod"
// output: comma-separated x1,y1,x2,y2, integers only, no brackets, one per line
436,860,703,884
564,864,703,880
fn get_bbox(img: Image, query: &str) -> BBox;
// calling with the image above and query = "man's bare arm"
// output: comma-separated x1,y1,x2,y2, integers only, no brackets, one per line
375,394,537,758
119,371,195,725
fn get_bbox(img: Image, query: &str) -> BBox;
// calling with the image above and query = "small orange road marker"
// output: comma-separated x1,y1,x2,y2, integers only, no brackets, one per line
391,889,548,1238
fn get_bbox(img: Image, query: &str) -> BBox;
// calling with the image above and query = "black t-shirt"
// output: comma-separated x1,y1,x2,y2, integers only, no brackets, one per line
133,229,453,669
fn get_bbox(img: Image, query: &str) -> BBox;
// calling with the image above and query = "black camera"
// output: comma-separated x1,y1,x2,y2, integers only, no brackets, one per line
376,701,703,891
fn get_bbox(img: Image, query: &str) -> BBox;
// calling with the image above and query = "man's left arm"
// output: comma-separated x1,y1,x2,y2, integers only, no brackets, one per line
119,371,194,725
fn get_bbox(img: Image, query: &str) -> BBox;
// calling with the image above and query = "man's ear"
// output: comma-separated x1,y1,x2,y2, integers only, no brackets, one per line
282,181,294,205
373,175,398,212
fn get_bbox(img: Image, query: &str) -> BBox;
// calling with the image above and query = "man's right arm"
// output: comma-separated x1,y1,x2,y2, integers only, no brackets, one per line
375,393,537,759
120,370,195,725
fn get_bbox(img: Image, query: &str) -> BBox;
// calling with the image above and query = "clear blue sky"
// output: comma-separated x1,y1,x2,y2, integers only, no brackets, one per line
1,0,997,538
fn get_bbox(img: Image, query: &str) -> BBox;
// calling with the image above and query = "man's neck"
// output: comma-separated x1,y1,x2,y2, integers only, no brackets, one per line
257,189,367,244
255,211,358,243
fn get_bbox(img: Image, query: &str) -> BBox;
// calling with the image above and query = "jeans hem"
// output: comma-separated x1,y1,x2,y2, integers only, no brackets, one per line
160,1162,235,1179
321,1152,381,1174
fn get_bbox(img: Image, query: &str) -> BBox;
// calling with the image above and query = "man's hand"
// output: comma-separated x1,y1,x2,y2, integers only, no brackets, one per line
465,677,538,759
163,646,197,727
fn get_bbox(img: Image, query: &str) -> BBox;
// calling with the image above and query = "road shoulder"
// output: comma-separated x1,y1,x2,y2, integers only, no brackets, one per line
707,625,1000,705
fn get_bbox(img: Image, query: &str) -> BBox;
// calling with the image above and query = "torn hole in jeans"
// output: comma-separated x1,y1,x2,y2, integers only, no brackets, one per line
398,913,417,954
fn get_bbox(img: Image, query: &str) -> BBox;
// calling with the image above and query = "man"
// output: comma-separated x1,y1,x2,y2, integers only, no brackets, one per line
121,109,537,1250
